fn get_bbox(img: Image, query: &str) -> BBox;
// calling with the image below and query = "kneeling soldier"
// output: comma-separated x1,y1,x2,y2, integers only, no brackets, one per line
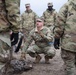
21,17,56,64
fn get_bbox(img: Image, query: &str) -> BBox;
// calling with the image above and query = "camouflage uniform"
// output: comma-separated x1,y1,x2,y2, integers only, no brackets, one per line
0,0,21,69
21,4,38,38
54,0,76,75
23,24,55,63
42,3,57,31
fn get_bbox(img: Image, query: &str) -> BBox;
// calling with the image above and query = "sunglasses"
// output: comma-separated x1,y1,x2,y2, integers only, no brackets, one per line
26,6,30,8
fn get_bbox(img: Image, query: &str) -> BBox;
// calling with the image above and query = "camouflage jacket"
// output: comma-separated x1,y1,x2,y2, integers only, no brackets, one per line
54,0,76,52
42,9,57,27
0,0,9,32
23,26,53,52
0,0,21,32
21,9,38,30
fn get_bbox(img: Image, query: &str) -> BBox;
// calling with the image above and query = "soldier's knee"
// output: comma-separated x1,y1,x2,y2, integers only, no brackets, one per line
46,50,56,58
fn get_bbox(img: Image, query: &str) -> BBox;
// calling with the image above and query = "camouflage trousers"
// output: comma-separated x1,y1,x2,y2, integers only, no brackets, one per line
61,49,76,75
0,32,11,70
27,44,56,58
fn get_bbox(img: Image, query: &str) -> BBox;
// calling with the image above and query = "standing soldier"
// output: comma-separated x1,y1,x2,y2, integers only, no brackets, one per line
42,2,57,32
21,17,55,64
21,3,38,39
42,2,60,49
0,0,21,70
54,0,76,75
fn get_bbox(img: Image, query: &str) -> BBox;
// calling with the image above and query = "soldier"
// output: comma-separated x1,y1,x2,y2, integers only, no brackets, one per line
21,17,56,64
42,2,60,49
42,2,57,32
0,0,22,71
0,0,33,74
21,3,38,38
54,0,76,75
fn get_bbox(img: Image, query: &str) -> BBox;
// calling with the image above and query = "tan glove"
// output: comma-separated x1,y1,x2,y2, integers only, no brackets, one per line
20,52,26,60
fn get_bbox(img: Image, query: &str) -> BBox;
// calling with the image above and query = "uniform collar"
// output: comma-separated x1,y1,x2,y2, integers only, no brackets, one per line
35,27,44,32
25,9,32,13
47,9,55,12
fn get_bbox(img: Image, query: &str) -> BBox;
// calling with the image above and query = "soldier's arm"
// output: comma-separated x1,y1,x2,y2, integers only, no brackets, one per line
39,29,53,42
20,30,33,60
53,3,68,38
53,11,57,26
22,30,33,52
42,12,46,25
58,4,68,25
5,0,21,32
34,12,38,25
21,13,25,28
34,12,38,19
42,12,45,18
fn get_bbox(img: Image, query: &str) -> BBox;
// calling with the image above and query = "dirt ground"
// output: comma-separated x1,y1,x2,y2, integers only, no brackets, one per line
13,47,66,75
1,43,75,75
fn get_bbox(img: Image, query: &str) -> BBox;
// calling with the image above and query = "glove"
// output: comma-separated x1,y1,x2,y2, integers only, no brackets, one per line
54,38,60,49
20,52,26,60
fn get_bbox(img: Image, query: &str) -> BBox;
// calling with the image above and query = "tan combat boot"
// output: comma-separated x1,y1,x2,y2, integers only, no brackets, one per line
34,54,41,64
45,55,50,64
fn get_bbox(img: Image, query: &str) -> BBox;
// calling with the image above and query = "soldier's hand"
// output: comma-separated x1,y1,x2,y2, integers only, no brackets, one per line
20,52,26,60
54,34,61,39
38,31,44,37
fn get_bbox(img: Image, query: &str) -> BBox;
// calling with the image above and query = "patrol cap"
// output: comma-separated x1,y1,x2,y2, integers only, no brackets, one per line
48,2,53,6
36,17,44,22
25,3,30,7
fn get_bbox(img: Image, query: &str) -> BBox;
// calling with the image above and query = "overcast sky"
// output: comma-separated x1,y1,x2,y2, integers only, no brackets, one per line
20,0,67,16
